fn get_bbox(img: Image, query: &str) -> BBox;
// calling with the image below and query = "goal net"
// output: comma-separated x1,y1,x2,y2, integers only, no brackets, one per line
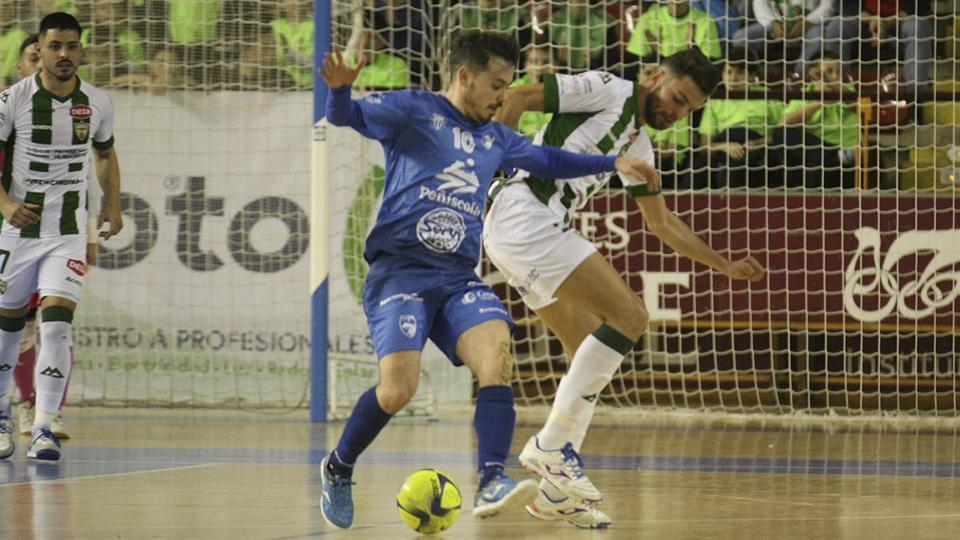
325,0,959,420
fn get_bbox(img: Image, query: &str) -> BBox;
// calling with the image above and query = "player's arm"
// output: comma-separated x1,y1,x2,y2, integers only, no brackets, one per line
501,128,662,189
0,148,39,228
0,90,40,228
94,145,122,240
494,83,545,130
633,194,765,282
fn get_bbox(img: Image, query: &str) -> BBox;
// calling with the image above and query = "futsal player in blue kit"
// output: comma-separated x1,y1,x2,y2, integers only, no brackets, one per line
317,31,661,529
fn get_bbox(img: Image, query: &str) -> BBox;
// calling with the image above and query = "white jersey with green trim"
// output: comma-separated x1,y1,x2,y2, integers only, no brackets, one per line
0,74,114,238
506,71,656,225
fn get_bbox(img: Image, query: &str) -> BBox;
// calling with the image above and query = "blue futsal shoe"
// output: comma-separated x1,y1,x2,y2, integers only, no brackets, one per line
472,470,538,519
27,428,61,461
320,454,355,529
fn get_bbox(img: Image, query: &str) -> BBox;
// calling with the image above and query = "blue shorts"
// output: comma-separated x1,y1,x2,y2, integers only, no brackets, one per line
363,261,515,366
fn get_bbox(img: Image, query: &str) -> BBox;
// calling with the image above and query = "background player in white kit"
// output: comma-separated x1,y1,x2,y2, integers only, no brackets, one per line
0,12,122,461
484,48,766,527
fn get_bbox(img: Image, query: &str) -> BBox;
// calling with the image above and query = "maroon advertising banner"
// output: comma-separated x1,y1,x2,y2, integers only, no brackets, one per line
574,192,960,334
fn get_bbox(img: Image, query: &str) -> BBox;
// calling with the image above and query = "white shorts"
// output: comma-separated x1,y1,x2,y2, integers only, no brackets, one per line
483,183,596,310
0,234,88,309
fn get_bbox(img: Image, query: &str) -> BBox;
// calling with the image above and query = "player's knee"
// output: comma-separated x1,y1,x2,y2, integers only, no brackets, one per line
376,384,417,414
474,341,515,387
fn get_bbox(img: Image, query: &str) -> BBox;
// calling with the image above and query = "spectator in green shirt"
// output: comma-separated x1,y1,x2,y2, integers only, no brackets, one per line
546,0,616,71
351,26,410,90
272,0,314,88
454,0,521,34
78,1,147,84
699,48,784,188
0,6,28,88
510,44,557,139
169,0,220,45
777,51,858,188
627,0,723,63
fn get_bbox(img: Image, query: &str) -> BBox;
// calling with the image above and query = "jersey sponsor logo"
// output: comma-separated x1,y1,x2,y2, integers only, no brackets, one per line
70,104,92,120
416,207,466,254
398,314,417,338
435,159,480,194
418,186,481,218
67,259,86,276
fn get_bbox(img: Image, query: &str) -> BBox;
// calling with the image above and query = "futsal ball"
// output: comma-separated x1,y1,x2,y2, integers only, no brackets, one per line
396,468,462,534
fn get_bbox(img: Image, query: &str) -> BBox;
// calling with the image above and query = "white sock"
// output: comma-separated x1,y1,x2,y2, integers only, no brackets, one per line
537,327,631,450
34,321,72,430
0,326,25,415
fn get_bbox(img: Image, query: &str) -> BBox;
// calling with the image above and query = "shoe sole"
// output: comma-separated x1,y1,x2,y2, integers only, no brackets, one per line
53,432,69,440
472,478,538,519
0,443,13,460
525,502,613,529
319,456,352,529
518,453,603,503
27,449,60,461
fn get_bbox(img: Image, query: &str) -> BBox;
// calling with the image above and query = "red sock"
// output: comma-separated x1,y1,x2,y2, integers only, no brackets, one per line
13,345,36,406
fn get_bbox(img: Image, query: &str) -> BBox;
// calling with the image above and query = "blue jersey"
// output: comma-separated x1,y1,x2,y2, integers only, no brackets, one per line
327,87,617,271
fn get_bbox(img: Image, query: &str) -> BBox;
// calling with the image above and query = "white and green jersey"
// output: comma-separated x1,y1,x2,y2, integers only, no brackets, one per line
0,73,114,238
506,71,658,226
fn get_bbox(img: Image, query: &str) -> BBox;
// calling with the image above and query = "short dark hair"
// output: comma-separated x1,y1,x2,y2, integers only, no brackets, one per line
447,31,519,77
810,50,841,65
39,12,82,38
660,47,722,96
19,34,38,56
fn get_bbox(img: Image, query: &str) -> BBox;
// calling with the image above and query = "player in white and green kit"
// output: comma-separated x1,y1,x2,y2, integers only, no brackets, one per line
484,48,766,528
0,12,123,461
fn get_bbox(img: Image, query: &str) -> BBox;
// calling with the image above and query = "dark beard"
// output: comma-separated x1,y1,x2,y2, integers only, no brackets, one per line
644,94,670,130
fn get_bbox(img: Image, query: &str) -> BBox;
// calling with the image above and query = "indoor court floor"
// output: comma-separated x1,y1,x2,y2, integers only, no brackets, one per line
0,408,958,539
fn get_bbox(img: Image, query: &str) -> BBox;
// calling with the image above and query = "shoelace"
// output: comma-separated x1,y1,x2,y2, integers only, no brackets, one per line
560,443,586,479
0,418,12,434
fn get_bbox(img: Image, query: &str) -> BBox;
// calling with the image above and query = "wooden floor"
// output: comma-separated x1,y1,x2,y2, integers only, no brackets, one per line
0,408,958,539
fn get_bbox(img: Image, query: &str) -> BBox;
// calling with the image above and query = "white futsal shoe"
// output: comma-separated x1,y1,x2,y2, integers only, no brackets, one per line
525,489,612,529
518,435,602,502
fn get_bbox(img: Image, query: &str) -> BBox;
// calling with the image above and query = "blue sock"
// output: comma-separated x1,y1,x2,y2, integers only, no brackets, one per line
329,386,392,478
474,385,515,486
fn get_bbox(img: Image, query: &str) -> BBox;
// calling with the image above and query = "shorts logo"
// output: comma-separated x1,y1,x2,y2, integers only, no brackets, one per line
398,314,417,338
67,259,86,276
416,208,466,254
461,292,476,305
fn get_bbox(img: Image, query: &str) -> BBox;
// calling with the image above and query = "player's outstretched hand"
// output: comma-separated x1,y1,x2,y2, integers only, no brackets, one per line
98,205,123,240
724,256,765,282
318,49,366,90
614,157,662,193
0,201,40,229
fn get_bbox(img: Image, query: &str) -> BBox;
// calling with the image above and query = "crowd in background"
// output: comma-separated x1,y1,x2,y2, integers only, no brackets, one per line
1,0,954,189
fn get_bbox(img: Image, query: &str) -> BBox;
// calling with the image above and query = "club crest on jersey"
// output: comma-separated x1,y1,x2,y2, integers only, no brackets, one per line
398,314,417,338
431,113,446,131
482,134,494,149
73,119,90,142
67,259,86,276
